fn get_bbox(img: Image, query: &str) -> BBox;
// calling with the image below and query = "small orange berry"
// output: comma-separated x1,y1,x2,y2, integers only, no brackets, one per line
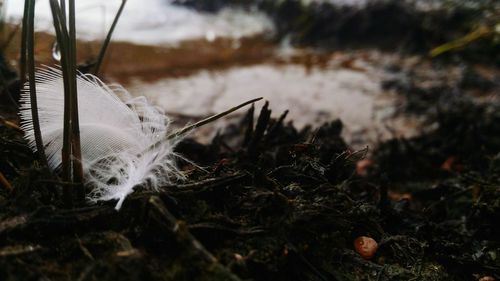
354,236,378,260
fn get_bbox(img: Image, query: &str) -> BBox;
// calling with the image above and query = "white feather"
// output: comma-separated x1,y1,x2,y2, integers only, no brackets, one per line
19,67,184,210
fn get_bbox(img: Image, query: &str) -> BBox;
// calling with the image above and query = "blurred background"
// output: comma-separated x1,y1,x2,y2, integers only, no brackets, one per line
1,0,499,147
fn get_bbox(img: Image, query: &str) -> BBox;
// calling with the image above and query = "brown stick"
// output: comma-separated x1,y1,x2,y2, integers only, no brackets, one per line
0,172,13,192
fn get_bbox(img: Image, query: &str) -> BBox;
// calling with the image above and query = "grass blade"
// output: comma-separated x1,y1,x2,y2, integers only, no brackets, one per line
26,0,48,167
20,0,30,86
59,0,66,23
49,0,73,205
93,0,127,76
143,97,262,155
167,97,263,140
49,0,84,204
68,0,84,201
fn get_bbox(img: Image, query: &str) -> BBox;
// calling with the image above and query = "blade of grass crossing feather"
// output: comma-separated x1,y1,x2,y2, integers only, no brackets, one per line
144,97,262,155
68,0,84,201
166,97,263,140
26,0,49,167
94,0,127,76
50,0,84,203
49,0,73,205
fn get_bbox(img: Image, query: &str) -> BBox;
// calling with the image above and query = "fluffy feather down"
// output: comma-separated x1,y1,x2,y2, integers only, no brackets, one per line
19,67,184,209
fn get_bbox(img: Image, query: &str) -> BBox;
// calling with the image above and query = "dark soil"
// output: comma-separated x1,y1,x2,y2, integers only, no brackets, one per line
1,85,500,280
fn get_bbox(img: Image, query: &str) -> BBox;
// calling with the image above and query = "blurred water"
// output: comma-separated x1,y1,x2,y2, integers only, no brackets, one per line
4,0,457,48
129,61,418,146
4,0,420,144
5,0,273,45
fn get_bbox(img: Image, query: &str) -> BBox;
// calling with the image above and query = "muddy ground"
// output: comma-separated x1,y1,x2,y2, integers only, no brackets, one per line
1,58,499,280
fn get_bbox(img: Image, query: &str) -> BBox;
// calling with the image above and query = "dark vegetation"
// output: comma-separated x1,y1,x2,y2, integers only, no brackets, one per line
174,0,500,61
0,0,499,280
1,88,500,280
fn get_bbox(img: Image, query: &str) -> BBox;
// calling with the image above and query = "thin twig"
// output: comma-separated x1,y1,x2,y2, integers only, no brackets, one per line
93,0,127,76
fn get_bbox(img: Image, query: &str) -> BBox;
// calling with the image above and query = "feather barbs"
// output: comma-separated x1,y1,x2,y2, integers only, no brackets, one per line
19,66,184,209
